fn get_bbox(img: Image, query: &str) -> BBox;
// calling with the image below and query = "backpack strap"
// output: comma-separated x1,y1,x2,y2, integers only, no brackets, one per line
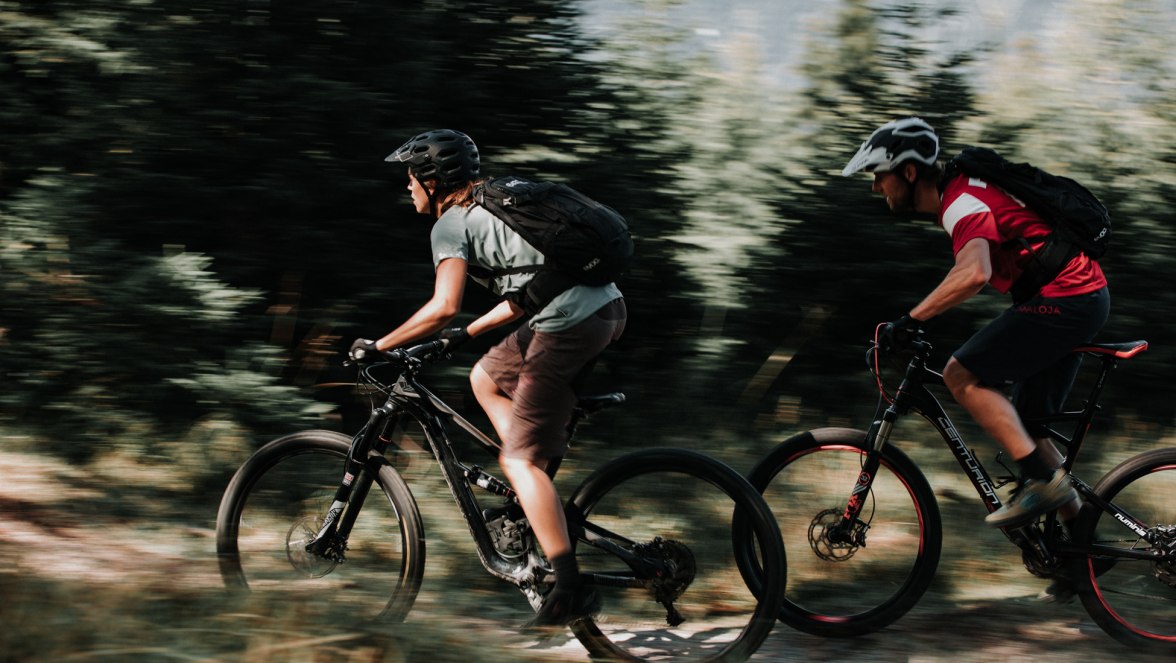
466,263,541,281
1006,235,1081,304
504,269,578,316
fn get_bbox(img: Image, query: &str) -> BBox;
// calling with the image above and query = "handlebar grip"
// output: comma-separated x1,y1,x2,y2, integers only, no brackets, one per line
402,340,446,360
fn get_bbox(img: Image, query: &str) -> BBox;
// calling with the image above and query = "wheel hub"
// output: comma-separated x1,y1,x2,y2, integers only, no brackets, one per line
287,515,342,577
809,508,865,562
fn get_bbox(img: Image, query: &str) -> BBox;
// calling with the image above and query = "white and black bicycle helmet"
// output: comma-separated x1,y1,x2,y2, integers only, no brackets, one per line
387,129,480,190
841,117,939,176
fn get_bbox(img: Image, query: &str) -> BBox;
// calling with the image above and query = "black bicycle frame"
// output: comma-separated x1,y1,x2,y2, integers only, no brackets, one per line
312,358,660,592
842,342,1167,561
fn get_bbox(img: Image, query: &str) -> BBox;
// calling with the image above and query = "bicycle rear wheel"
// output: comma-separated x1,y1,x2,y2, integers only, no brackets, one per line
746,428,942,637
215,430,425,622
1071,447,1176,654
566,448,786,662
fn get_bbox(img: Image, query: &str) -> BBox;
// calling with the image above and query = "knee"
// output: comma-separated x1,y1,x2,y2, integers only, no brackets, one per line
499,455,519,480
942,358,977,401
470,362,495,397
500,455,543,485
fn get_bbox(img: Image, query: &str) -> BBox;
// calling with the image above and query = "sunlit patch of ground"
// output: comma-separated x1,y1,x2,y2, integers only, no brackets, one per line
1,444,1172,662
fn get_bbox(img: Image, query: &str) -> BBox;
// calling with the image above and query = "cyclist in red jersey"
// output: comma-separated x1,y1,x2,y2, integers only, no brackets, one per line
843,118,1110,597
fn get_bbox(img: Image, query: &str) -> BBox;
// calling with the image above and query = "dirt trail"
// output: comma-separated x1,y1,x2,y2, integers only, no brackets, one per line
0,448,1169,662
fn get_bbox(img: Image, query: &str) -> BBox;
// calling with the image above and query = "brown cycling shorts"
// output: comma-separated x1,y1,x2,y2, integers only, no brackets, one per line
476,298,626,461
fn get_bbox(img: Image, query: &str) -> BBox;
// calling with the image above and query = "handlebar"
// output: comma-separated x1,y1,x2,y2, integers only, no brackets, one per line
347,338,456,368
868,324,937,405
346,337,461,396
388,339,450,363
868,322,933,366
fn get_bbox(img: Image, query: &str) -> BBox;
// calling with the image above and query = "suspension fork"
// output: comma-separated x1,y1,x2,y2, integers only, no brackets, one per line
305,402,400,556
833,355,923,541
835,406,895,535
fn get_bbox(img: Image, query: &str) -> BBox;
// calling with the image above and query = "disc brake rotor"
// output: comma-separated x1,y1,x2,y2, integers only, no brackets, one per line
286,516,340,578
809,508,863,562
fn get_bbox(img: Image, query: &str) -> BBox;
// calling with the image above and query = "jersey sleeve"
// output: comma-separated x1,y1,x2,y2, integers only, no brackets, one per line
430,210,469,268
940,190,1000,255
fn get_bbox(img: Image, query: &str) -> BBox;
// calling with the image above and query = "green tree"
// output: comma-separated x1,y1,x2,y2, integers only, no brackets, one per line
0,0,711,459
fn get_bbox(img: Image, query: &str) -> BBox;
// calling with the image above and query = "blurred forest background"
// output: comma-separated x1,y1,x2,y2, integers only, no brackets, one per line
1,0,1175,660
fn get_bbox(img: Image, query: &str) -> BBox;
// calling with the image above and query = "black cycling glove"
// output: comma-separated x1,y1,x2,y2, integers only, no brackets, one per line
878,314,924,352
439,327,471,351
349,338,380,362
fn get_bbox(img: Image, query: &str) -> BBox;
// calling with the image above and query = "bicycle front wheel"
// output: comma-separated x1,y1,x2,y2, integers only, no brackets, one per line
746,427,942,637
1072,447,1176,654
566,448,786,662
215,430,426,622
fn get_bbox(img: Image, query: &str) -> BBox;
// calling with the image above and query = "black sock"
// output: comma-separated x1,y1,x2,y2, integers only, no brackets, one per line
550,552,580,591
1017,447,1057,482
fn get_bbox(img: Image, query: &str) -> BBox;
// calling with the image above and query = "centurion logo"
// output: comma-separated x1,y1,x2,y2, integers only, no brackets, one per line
939,416,998,503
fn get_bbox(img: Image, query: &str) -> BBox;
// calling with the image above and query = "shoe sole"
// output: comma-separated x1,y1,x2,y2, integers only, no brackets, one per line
984,489,1078,529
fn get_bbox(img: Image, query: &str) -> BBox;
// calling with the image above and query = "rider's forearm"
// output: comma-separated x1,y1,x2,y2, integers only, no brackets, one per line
375,258,466,350
467,300,524,338
375,297,459,350
911,238,991,321
911,271,987,320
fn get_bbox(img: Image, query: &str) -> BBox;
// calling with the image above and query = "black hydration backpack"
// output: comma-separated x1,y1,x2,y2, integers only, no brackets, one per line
473,175,634,314
943,146,1111,302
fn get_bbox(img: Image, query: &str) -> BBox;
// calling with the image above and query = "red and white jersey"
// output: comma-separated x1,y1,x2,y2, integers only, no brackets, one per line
939,174,1106,297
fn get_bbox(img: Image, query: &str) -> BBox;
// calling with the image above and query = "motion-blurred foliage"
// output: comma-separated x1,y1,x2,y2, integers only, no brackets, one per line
2,0,1174,468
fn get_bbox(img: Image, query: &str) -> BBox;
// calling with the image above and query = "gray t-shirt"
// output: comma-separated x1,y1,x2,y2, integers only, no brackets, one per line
430,203,623,332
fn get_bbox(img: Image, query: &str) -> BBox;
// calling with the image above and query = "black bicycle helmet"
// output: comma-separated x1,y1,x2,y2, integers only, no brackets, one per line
386,129,480,190
842,117,939,176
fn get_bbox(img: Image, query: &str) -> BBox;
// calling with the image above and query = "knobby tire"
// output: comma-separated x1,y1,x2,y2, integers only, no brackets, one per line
566,448,787,662
215,430,426,623
744,428,942,637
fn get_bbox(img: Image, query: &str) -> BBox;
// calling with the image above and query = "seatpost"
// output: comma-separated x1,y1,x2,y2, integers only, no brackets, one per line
1064,353,1118,466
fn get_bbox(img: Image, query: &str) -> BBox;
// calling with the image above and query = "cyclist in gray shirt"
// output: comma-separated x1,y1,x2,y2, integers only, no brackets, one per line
353,129,626,627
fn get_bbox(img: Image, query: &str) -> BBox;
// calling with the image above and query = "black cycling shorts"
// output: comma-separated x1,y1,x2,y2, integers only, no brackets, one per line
952,287,1110,431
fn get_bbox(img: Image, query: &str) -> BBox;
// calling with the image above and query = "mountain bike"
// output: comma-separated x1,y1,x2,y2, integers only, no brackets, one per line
215,338,787,662
740,329,1175,654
